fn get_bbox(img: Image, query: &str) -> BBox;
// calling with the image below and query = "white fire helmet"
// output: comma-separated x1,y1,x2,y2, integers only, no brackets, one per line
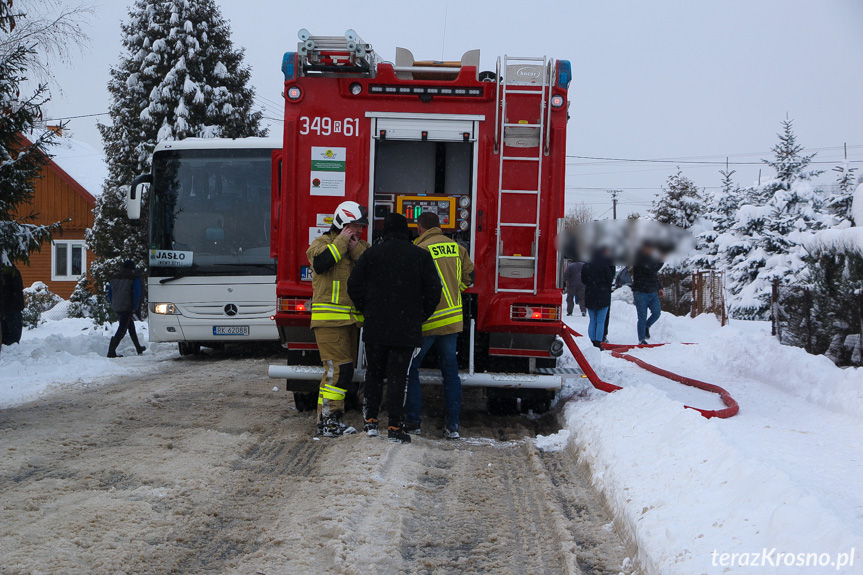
332,201,369,229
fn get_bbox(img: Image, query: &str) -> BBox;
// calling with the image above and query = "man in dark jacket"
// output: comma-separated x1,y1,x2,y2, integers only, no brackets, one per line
347,213,441,444
0,263,25,346
563,260,586,317
107,260,146,358
581,248,615,348
632,243,664,344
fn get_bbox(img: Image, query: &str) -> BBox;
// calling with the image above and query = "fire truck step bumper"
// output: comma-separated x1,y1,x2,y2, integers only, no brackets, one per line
267,365,562,390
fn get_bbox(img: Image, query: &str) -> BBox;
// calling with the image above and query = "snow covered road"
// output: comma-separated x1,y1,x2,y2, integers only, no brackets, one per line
0,348,633,575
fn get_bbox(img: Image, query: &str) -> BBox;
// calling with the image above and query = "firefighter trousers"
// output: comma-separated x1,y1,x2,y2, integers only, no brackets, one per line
313,325,359,419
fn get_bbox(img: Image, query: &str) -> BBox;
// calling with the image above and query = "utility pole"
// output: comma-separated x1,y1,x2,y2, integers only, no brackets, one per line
607,189,621,219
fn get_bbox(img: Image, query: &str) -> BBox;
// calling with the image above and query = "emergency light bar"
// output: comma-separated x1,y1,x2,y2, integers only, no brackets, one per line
368,85,484,98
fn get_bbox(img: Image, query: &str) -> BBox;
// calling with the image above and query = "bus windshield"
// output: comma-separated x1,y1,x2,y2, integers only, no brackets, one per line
149,147,276,278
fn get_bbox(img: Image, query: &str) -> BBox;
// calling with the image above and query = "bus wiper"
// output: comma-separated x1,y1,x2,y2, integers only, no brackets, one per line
158,265,199,283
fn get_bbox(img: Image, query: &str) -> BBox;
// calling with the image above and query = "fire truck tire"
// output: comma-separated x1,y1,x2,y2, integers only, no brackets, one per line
292,391,317,412
519,389,554,414
487,389,519,416
178,342,201,356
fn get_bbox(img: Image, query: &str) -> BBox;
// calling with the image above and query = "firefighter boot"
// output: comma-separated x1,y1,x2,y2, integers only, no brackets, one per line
322,411,357,437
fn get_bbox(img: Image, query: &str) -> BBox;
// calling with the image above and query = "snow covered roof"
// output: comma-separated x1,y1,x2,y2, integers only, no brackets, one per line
42,133,108,198
153,136,282,153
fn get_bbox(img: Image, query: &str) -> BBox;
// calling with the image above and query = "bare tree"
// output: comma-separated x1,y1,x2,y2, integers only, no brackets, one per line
564,202,594,229
0,0,91,89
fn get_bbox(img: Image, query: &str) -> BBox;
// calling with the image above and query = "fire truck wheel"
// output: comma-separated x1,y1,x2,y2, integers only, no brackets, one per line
178,342,201,356
487,389,519,416
519,390,554,414
293,391,317,412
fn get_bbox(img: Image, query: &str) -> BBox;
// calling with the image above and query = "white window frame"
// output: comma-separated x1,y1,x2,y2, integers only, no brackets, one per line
51,240,87,281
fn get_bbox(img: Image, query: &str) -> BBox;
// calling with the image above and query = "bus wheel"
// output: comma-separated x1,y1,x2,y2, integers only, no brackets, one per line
178,342,201,356
487,389,518,416
293,391,317,412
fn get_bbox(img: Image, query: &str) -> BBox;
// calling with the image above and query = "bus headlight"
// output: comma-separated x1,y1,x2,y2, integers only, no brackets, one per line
151,302,180,315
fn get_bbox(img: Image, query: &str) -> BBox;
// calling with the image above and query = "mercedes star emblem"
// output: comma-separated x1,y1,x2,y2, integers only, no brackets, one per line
224,304,238,316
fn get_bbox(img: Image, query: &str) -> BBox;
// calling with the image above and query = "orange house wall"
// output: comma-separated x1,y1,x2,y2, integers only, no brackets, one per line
15,164,96,299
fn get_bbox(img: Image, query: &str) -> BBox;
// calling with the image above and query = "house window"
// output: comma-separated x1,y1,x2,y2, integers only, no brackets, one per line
52,241,87,281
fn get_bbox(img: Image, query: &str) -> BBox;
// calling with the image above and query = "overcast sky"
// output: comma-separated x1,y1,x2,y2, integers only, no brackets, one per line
45,0,863,217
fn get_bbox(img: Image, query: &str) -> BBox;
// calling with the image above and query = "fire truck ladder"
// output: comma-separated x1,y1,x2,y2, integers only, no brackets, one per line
494,55,552,295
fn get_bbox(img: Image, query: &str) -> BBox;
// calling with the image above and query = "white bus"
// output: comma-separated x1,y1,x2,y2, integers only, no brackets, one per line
128,137,281,355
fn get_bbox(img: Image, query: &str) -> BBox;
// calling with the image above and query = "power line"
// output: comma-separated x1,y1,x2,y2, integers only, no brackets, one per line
567,153,862,166
43,112,109,122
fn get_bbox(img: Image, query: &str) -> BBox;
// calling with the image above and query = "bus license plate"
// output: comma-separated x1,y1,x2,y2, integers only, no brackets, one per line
213,326,249,336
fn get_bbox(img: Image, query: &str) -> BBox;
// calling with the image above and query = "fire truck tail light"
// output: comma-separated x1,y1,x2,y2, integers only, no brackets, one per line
349,82,362,95
278,297,311,313
551,94,565,109
557,59,572,89
287,86,302,101
511,304,560,322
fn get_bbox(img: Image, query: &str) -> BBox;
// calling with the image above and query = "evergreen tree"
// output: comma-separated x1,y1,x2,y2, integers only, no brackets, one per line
827,160,858,224
650,169,705,230
77,0,265,319
687,169,742,272
723,119,827,319
0,1,61,265
712,169,743,235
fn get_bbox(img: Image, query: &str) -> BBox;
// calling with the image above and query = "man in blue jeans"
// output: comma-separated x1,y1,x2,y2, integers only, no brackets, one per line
405,212,475,439
631,243,664,345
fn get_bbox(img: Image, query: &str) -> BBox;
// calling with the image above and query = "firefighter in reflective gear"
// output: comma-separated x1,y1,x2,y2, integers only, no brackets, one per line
306,201,370,436
404,211,475,438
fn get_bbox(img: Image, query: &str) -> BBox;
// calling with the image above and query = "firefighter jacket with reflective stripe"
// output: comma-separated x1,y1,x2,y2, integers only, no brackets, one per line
307,230,369,327
414,227,475,336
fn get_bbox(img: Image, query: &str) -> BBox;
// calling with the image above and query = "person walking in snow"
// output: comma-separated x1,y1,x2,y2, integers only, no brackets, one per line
632,242,664,345
0,262,25,346
563,260,586,317
347,213,441,444
107,260,146,358
581,247,615,349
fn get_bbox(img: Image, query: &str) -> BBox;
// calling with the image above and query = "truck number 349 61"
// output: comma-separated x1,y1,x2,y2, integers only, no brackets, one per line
299,116,360,137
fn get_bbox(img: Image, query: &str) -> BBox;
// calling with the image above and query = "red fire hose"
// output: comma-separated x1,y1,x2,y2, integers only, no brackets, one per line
560,324,739,419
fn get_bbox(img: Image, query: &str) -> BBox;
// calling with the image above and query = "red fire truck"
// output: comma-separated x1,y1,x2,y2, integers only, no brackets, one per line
268,30,572,414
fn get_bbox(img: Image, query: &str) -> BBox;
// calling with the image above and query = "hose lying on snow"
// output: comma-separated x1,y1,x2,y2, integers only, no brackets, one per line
560,325,739,419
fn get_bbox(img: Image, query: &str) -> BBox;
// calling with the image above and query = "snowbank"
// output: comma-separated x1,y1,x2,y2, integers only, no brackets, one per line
0,318,171,408
564,386,861,574
560,299,863,574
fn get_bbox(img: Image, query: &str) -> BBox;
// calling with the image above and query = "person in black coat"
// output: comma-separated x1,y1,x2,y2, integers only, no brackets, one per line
632,243,664,344
581,247,615,348
347,213,441,443
0,263,25,346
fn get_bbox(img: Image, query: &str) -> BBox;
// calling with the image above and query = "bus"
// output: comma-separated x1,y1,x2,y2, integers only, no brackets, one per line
128,137,281,355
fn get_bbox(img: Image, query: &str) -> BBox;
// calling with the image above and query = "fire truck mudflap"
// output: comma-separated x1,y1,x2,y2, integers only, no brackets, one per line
268,30,575,410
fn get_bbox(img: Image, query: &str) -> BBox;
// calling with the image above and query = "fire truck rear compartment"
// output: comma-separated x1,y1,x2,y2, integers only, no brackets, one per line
371,137,473,249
